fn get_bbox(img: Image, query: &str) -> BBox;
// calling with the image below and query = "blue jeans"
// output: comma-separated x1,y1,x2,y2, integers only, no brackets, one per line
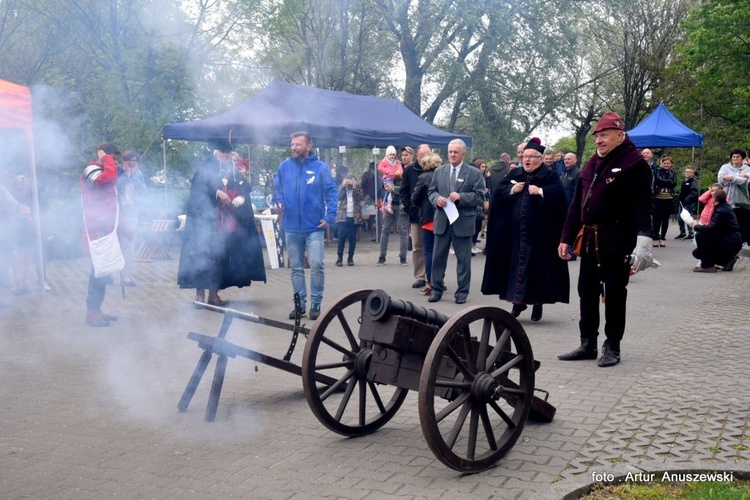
285,230,325,310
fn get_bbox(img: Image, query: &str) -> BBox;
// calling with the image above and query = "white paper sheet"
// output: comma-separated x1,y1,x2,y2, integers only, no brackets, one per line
444,200,459,225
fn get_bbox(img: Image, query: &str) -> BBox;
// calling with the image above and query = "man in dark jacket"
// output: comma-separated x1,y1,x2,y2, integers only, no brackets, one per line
675,167,699,240
561,152,580,207
688,189,742,272
400,145,426,287
486,153,510,195
557,111,655,367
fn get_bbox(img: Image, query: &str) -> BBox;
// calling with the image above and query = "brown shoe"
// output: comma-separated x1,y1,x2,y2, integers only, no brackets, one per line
693,265,717,273
85,309,110,327
418,284,432,295
207,295,228,307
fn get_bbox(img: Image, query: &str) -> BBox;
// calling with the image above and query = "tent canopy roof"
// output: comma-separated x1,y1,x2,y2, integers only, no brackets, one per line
626,103,703,148
0,78,33,134
162,80,472,148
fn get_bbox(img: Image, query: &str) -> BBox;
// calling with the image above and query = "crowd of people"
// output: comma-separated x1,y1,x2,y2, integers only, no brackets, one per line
4,114,748,370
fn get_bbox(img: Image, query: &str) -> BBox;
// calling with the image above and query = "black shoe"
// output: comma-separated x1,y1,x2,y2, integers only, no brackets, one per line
511,304,527,317
400,257,408,266
455,295,467,304
288,309,307,320
347,258,354,266
597,340,620,367
558,339,598,361
309,303,321,320
335,258,343,267
412,279,426,289
684,234,694,240
723,255,739,272
674,233,686,239
427,291,442,303
531,304,543,321
377,257,386,266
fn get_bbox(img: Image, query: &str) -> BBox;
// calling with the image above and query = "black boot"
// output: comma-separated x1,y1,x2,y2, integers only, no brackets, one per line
531,304,543,321
335,256,343,267
558,338,598,361
511,304,527,317
598,339,621,367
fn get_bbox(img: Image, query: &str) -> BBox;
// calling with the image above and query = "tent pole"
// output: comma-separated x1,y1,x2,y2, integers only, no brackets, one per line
373,150,379,243
162,140,168,207
28,132,45,297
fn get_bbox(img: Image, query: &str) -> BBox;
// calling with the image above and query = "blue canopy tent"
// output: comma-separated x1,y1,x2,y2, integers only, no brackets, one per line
162,80,472,239
626,103,703,148
162,80,472,148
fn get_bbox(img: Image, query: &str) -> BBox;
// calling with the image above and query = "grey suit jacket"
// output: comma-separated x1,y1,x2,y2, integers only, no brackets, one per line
427,162,485,236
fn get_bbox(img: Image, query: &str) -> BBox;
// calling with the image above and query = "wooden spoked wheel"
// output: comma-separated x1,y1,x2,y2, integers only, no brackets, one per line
418,306,535,472
302,289,408,436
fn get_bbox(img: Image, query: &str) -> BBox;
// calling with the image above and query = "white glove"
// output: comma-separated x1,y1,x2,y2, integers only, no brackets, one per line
630,235,657,273
679,208,694,225
231,196,246,208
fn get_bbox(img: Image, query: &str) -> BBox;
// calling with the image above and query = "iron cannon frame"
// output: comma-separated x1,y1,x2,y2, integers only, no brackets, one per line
301,289,555,473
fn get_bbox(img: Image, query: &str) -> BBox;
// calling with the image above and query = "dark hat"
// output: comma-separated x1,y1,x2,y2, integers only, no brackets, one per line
212,138,233,153
524,137,545,154
98,142,121,156
592,111,625,135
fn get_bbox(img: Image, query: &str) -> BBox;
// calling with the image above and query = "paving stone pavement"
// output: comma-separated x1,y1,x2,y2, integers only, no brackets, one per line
1,225,748,499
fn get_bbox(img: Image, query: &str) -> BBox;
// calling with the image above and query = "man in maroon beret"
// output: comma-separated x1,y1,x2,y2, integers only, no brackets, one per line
556,111,655,367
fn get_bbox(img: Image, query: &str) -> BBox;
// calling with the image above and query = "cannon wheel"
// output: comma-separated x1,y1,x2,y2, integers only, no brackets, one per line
302,289,409,436
418,306,535,473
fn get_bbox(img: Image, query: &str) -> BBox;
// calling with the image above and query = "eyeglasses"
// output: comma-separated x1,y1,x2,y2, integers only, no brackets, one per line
522,155,542,159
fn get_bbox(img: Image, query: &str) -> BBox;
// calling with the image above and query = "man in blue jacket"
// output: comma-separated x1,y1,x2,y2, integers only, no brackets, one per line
273,132,337,320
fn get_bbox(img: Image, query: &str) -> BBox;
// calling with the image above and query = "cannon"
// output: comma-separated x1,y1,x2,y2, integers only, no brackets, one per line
301,289,555,473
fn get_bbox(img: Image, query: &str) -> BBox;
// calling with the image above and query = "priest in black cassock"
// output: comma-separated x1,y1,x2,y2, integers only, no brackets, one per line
178,140,266,306
481,138,569,321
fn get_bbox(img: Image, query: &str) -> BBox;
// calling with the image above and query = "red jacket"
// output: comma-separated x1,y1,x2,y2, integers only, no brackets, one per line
80,154,119,243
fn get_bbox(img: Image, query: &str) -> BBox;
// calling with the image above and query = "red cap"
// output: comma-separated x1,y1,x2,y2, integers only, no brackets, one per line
592,111,625,135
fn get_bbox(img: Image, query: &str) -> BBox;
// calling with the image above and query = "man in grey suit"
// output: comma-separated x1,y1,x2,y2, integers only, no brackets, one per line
427,138,485,303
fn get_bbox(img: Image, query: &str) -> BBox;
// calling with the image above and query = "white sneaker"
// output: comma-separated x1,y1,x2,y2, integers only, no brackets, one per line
471,246,479,255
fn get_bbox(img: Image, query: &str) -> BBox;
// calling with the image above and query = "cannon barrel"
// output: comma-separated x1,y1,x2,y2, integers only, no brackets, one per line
365,289,449,327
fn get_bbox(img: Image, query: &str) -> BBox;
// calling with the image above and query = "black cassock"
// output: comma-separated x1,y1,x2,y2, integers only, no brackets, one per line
481,166,569,305
178,158,266,290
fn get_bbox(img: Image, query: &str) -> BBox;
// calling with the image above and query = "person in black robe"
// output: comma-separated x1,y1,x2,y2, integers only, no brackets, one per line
481,138,569,321
178,141,266,305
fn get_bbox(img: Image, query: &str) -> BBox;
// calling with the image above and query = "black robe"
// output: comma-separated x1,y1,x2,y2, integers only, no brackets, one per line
178,158,266,290
481,166,569,305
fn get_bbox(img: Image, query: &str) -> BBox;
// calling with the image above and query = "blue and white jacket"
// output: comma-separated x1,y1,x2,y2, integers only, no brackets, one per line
273,153,337,233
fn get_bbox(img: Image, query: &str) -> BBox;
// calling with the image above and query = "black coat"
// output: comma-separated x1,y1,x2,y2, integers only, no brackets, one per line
481,166,569,305
178,158,267,290
400,161,423,223
677,176,699,207
695,202,743,253
411,170,436,225
561,137,653,256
